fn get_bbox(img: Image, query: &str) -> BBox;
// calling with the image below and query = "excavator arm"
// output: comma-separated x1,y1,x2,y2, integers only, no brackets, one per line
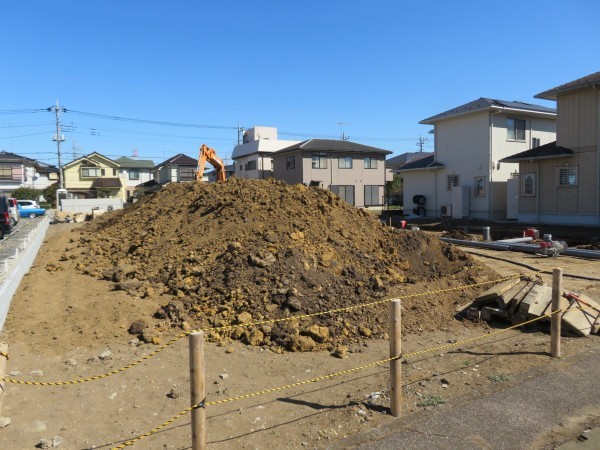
196,144,226,182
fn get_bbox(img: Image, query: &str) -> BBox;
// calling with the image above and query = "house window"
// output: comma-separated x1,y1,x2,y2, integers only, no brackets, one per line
507,118,526,141
532,137,540,148
364,185,384,206
312,153,327,169
239,164,243,171
557,166,577,186
522,173,536,196
286,156,295,170
245,160,257,171
81,167,101,178
447,174,460,190
330,185,355,205
364,157,377,169
179,166,195,181
0,166,12,180
338,156,352,169
474,176,485,197
101,169,106,176
129,169,140,180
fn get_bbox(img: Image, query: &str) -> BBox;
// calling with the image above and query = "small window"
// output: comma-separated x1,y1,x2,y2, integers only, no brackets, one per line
101,169,106,176
532,137,540,148
338,156,352,169
474,176,485,197
0,166,12,180
522,173,536,196
245,160,257,171
129,169,140,180
113,169,117,176
364,157,377,169
557,166,577,186
239,164,243,171
312,153,327,169
81,167,100,177
286,156,295,170
507,118,526,141
447,174,460,191
179,166,195,181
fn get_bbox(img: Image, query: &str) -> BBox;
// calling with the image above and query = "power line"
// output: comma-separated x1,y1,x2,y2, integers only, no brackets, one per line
0,131,54,140
66,109,238,130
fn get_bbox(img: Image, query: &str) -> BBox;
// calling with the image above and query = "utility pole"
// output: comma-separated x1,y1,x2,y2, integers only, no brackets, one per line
237,123,245,145
337,122,351,141
50,100,66,189
416,134,428,152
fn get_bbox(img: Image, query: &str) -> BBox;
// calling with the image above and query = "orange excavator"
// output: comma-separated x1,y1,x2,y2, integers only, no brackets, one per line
196,144,226,182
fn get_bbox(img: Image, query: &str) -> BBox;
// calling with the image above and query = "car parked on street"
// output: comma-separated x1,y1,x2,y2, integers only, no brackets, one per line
7,198,19,225
0,196,13,238
17,199,46,218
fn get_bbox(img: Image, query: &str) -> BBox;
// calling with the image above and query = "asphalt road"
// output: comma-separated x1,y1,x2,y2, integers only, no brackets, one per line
334,349,600,449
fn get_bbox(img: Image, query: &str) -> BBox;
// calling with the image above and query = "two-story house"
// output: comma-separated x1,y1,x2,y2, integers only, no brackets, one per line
0,151,58,195
232,127,300,179
399,98,556,220
271,139,392,208
114,156,155,200
152,153,198,184
62,152,126,200
501,71,600,225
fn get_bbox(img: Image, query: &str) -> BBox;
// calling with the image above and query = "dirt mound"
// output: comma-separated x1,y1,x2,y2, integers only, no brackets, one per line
67,178,498,351
442,230,477,240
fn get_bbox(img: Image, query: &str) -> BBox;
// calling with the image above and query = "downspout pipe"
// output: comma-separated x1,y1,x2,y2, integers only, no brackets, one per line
489,108,505,220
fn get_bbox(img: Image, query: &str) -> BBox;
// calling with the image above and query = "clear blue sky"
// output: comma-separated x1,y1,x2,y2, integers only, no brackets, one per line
1,0,598,167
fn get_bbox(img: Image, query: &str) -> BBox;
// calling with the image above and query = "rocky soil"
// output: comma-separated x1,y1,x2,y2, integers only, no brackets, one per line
64,178,498,352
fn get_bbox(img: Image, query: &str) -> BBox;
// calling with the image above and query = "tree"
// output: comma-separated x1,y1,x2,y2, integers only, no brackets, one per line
385,175,403,206
11,187,42,201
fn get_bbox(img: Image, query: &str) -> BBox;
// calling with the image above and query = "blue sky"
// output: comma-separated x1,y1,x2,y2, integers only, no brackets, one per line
1,0,598,167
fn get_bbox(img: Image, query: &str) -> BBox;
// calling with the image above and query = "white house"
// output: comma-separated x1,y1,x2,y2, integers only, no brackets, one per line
232,127,300,179
0,151,58,195
399,98,557,220
114,156,155,200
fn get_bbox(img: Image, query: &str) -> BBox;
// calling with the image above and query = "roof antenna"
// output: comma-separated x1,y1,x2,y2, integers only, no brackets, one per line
337,122,351,141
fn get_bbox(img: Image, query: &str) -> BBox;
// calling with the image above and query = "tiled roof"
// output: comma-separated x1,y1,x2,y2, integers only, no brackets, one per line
154,153,197,169
91,178,122,188
395,154,444,171
274,139,392,155
115,156,155,169
386,152,433,168
536,71,600,100
499,141,574,162
420,98,556,124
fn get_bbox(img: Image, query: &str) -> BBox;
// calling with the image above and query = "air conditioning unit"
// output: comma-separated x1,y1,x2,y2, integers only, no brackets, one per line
441,205,452,217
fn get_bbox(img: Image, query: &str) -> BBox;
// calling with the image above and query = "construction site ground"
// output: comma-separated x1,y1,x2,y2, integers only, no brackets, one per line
0,220,598,449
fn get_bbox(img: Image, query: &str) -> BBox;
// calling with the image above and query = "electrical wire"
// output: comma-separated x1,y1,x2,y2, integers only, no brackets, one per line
0,131,54,140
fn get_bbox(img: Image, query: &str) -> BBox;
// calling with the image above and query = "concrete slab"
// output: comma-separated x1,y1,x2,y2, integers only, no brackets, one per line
496,280,529,308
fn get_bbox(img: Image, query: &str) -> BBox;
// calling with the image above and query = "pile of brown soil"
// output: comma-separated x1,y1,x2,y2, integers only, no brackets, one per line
66,178,498,351
441,230,478,240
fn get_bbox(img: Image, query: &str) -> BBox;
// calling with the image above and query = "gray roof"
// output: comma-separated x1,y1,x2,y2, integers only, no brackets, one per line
395,154,444,172
535,71,600,100
420,98,556,124
0,151,58,171
154,154,197,169
386,152,433,168
115,156,155,169
500,141,574,163
273,139,392,156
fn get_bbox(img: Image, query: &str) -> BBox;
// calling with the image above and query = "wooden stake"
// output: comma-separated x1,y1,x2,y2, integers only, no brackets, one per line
0,343,8,418
551,268,563,358
390,299,402,417
189,332,206,450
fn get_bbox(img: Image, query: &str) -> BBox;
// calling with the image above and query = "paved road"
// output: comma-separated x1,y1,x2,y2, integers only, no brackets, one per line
334,350,600,449
0,216,46,283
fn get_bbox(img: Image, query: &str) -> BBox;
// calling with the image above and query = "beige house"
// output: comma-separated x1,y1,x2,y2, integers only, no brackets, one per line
62,152,126,200
272,139,391,208
400,98,556,220
501,71,600,225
